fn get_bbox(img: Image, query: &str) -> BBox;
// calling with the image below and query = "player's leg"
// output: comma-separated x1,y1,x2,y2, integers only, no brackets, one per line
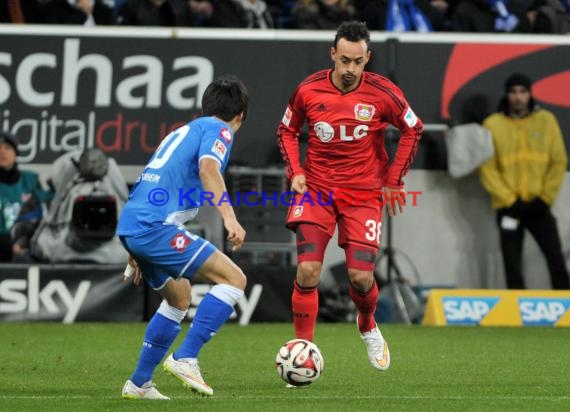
172,249,246,360
164,234,245,396
123,279,190,400
347,261,379,334
120,230,191,400
337,194,389,371
345,257,389,371
287,187,336,341
292,224,332,341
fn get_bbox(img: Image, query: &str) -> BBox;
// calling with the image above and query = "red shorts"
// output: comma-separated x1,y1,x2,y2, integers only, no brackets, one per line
286,181,383,250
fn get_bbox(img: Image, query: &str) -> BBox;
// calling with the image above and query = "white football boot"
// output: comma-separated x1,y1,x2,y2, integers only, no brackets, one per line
163,353,214,396
359,319,391,371
121,380,170,400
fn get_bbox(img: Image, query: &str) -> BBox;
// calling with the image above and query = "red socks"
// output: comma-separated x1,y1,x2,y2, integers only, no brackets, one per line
349,282,379,333
292,280,378,338
291,281,319,341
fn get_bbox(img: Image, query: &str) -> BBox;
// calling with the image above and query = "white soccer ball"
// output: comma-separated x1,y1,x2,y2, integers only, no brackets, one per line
275,338,324,386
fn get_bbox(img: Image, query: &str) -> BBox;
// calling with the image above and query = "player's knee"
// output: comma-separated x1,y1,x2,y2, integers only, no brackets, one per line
167,295,191,311
297,261,322,286
162,279,192,310
348,269,374,291
226,267,247,290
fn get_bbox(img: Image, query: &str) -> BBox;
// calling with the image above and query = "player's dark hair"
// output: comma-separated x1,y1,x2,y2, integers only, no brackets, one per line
202,75,249,122
334,21,370,48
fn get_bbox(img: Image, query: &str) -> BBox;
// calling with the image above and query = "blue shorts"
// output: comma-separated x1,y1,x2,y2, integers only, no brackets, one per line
119,224,217,290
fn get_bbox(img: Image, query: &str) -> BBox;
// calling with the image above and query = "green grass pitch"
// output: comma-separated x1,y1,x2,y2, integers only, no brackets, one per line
0,323,569,411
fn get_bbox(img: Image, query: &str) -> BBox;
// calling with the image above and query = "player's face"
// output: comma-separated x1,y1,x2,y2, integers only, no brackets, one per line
507,86,531,116
331,38,370,92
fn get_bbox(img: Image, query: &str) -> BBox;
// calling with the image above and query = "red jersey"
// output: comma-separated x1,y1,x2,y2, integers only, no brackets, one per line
277,69,423,190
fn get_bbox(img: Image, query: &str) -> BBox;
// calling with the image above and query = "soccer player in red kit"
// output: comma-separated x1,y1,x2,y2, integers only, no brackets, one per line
277,21,423,371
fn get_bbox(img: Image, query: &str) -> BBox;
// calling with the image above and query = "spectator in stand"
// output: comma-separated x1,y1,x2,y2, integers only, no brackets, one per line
292,0,356,30
353,0,450,31
420,0,452,31
233,0,275,28
265,0,292,27
187,0,249,27
532,0,570,33
451,0,542,33
62,0,115,25
0,132,51,262
116,0,193,26
1,0,114,24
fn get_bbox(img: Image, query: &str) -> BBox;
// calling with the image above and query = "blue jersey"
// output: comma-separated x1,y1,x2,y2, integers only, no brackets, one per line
117,116,234,236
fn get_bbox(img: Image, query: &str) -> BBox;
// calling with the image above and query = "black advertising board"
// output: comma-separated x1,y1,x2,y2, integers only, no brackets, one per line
0,263,293,323
0,264,143,322
1,28,568,169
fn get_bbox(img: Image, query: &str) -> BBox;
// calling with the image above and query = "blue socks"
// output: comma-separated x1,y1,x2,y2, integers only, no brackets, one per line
130,300,188,387
174,284,243,360
130,312,181,387
129,284,243,386
174,293,232,359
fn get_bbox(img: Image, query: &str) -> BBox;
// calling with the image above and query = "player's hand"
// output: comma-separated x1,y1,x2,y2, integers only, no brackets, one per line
384,186,406,217
225,218,246,251
291,174,307,194
124,254,142,286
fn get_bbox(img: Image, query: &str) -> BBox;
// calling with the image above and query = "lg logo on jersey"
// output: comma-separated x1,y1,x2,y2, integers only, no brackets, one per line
314,122,368,143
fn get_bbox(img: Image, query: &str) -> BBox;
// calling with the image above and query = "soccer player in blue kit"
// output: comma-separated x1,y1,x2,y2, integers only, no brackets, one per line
118,75,249,400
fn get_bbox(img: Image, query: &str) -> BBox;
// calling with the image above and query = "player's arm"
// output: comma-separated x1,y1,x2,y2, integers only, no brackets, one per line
385,107,424,190
123,254,142,286
199,157,246,251
383,84,424,216
277,90,307,194
382,88,424,216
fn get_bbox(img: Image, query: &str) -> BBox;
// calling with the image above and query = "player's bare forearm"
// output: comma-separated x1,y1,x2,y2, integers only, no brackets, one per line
199,157,246,250
199,158,237,222
124,255,142,286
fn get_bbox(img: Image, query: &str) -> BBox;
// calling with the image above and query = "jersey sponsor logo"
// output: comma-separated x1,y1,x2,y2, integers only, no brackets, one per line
211,139,227,161
314,121,335,142
314,122,369,142
354,103,375,121
293,206,303,218
170,233,191,252
220,127,232,144
442,297,499,325
282,106,293,126
519,298,570,326
403,107,418,127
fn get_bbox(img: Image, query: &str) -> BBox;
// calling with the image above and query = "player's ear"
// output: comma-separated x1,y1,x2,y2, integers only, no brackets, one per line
231,112,244,132
330,46,336,62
